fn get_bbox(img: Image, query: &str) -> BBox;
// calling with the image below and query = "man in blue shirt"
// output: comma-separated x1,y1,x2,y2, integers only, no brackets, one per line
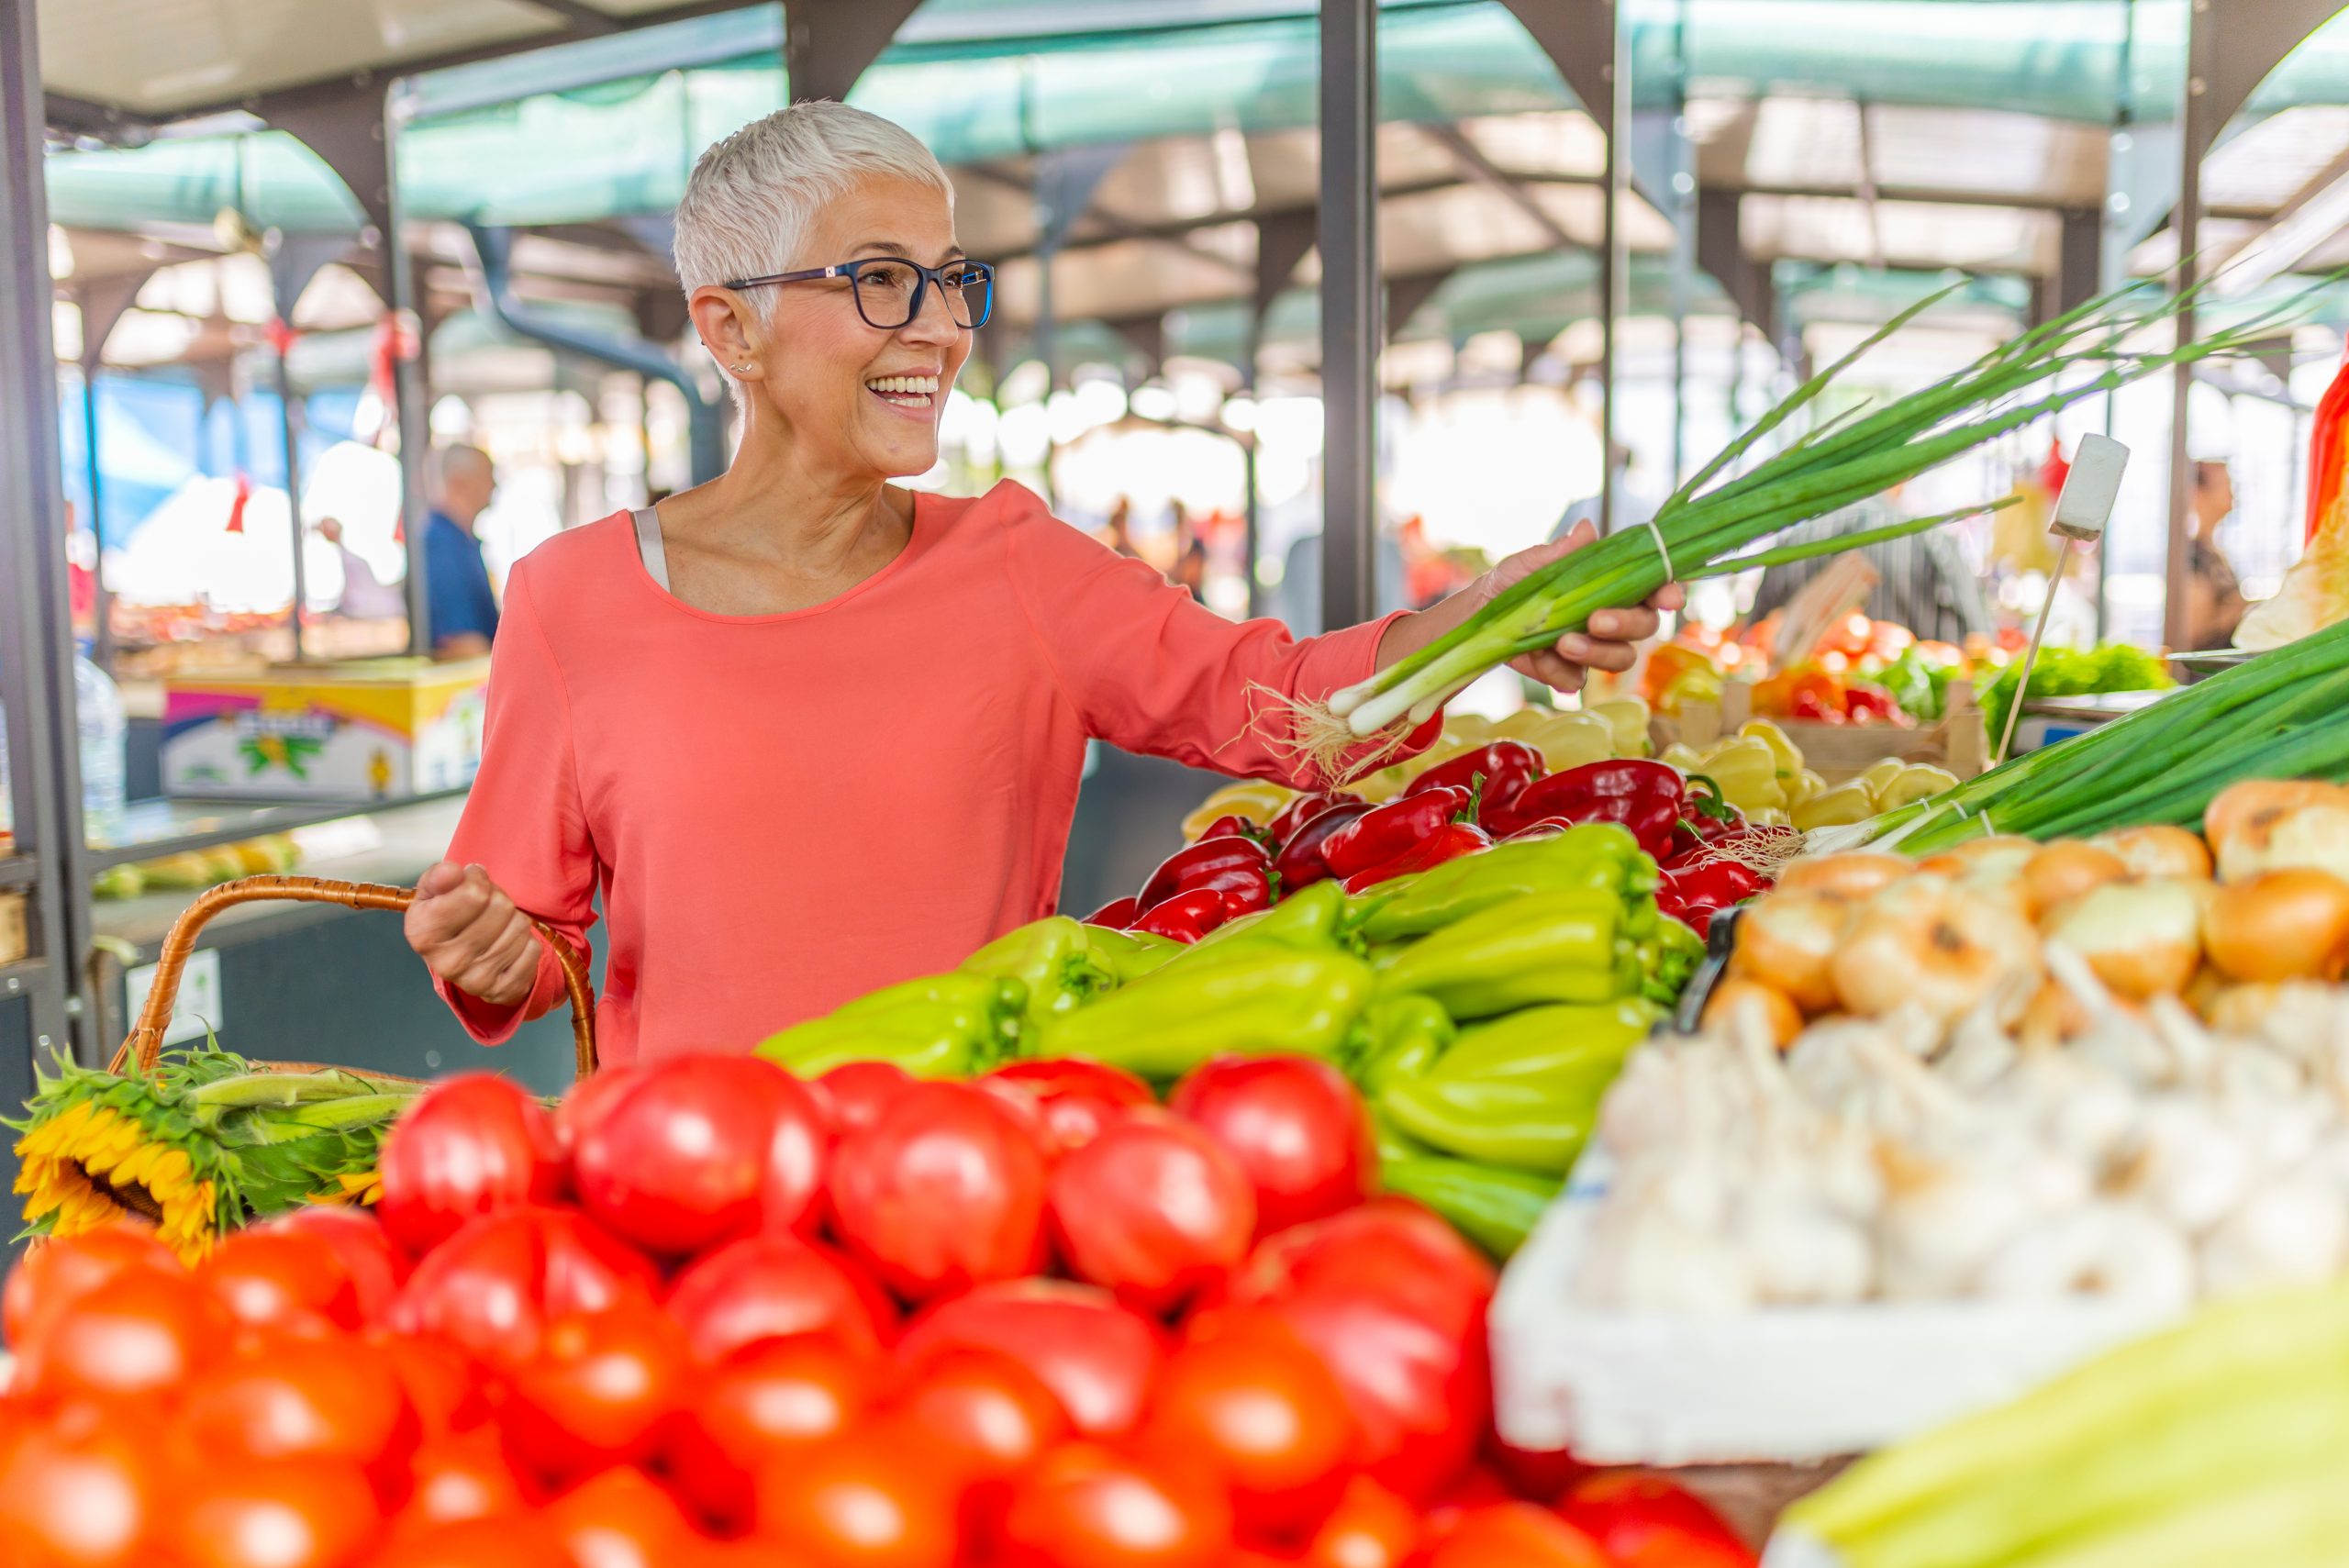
424,443,501,657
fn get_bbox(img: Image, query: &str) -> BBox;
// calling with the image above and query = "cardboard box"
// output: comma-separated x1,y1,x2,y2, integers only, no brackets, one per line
161,657,489,802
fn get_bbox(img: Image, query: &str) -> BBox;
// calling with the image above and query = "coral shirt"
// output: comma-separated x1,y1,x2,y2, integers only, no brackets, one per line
439,481,1419,1065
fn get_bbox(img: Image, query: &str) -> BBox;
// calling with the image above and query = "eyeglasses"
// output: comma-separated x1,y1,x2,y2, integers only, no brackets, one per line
723,257,995,331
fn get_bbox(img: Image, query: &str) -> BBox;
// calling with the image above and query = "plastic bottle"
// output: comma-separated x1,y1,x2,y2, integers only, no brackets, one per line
74,652,126,846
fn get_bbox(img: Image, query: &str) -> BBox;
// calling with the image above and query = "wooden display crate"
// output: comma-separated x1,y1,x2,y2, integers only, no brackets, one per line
0,893,26,966
1658,680,1988,785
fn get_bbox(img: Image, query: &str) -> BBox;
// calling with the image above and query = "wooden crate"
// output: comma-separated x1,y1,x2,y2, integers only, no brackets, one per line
0,893,26,966
1659,680,1988,785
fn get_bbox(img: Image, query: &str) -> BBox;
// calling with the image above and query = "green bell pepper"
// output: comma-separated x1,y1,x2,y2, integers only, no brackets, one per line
835,970,1025,1024
1369,1106,1435,1165
961,917,1114,1024
1353,825,1650,944
1371,890,1634,1018
1075,926,1183,984
1352,993,1454,1095
1030,944,1374,1079
1637,912,1707,1006
1197,877,1348,952
756,998,1001,1079
1380,1155,1561,1261
1375,999,1653,1173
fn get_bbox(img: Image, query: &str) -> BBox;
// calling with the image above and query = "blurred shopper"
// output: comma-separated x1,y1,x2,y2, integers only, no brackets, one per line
317,517,406,620
63,499,96,639
2184,459,2248,651
1100,495,1141,558
407,102,1678,1063
425,444,501,657
1169,500,1209,599
1748,487,1990,646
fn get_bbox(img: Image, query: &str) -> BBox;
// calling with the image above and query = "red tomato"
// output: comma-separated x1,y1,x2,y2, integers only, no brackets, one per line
199,1229,367,1330
1046,1111,1254,1316
375,1076,564,1256
1486,1437,1590,1503
1141,1315,1357,1539
899,1281,1163,1439
753,1418,960,1568
664,1234,895,1363
1218,1206,1494,1504
828,1083,1049,1303
662,1335,892,1530
551,1066,640,1165
183,1329,411,1469
0,1409,155,1568
1298,1477,1420,1568
1167,1057,1375,1238
817,1062,917,1137
252,1207,406,1320
396,1431,526,1526
372,1330,487,1438
983,1061,1154,1153
1422,1503,1610,1568
1554,1473,1757,1568
365,1515,569,1568
544,1467,696,1568
997,1442,1230,1568
387,1207,659,1368
569,1054,828,1255
168,1458,380,1568
894,1347,1070,1483
18,1262,225,1404
502,1302,689,1484
3,1228,177,1348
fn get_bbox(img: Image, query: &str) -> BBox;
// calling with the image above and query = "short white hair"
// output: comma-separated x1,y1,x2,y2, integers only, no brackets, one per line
674,101,953,321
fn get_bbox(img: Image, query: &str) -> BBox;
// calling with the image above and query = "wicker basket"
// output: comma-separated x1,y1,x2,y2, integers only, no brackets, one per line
106,874,598,1079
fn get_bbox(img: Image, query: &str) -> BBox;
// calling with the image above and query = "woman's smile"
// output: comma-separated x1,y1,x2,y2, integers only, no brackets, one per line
865,371,941,415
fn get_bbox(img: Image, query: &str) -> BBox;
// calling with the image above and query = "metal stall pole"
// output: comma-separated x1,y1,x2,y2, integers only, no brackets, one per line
1667,0,1693,489
2163,0,2216,654
385,82,434,658
1598,0,1630,534
273,332,310,662
1,0,95,1062
1319,0,1379,632
80,364,111,667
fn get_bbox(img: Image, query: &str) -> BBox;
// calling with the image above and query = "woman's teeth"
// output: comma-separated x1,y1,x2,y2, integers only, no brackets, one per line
866,375,938,406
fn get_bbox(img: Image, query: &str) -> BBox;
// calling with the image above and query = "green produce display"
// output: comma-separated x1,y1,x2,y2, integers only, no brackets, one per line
1977,640,2174,746
1777,1281,2349,1568
756,826,1694,1260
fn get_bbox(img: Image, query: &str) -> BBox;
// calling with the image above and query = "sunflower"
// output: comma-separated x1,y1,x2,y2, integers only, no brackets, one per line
10,1047,422,1263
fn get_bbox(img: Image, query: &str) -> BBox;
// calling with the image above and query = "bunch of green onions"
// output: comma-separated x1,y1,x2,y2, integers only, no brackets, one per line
1818,616,2349,853
1291,278,2299,774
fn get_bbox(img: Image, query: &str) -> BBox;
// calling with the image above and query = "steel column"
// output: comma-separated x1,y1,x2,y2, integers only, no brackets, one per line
1,0,94,1061
1598,0,1630,534
384,82,434,657
2165,0,2219,654
1319,0,1379,633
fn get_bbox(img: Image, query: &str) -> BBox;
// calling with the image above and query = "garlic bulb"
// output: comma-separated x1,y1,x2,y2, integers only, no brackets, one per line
2200,1172,2349,1296
1975,1201,2197,1307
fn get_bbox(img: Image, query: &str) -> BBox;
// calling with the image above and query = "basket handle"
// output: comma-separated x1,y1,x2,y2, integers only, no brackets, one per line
107,874,597,1080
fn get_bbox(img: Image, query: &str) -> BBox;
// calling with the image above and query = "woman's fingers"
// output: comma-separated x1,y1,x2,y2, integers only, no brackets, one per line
1509,649,1586,695
1586,606,1663,642
408,862,538,1005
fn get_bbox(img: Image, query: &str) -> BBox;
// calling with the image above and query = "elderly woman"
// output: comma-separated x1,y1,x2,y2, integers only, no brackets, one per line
406,103,1679,1064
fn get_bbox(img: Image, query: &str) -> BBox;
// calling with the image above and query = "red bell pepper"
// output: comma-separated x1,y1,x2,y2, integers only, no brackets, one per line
1405,741,1545,827
1138,835,1274,911
1843,682,1909,727
1268,791,1362,847
1130,886,1229,943
1494,761,1685,861
1193,813,1269,846
1084,896,1140,929
1218,863,1275,918
1272,800,1375,891
1341,823,1492,893
1319,786,1474,880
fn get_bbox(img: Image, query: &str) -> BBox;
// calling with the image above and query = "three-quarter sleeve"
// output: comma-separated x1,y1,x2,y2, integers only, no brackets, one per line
997,487,1435,788
435,567,600,1045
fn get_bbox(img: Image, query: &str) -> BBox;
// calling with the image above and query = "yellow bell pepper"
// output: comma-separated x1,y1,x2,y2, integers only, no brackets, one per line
1876,763,1961,810
1659,741,1707,773
1791,782,1877,831
1785,767,1827,808
1856,757,1909,805
1586,698,1653,758
1442,714,1498,747
1698,736,1787,815
1352,761,1419,804
1750,807,1793,828
1489,707,1553,741
1180,782,1297,840
1656,663,1725,716
1528,712,1616,774
1737,719,1806,783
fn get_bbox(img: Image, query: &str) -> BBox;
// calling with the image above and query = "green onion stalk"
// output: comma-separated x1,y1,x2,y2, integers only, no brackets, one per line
1809,616,2349,854
1280,277,2308,779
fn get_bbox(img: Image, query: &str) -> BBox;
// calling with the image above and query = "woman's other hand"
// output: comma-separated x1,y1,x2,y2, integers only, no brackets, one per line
406,861,540,1006
1479,519,1684,696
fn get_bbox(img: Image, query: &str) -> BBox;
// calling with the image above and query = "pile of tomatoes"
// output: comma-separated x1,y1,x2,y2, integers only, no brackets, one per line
0,1051,1755,1568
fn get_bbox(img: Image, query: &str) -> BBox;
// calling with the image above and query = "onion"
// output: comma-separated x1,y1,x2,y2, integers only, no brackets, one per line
2090,824,2213,882
2017,977,2095,1048
1916,834,2037,880
2199,980,2289,1036
1775,852,1912,900
2204,780,2349,884
2021,841,2128,919
1700,978,1804,1048
2201,868,2349,983
2043,879,2204,999
1832,884,2040,1021
1729,889,1854,1013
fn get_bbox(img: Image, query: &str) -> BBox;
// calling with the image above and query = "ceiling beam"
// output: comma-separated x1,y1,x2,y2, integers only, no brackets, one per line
785,0,926,106
961,159,1255,282
1417,122,1581,251
517,0,621,36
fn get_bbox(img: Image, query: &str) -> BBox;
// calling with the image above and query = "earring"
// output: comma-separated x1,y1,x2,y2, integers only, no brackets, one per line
731,361,752,374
